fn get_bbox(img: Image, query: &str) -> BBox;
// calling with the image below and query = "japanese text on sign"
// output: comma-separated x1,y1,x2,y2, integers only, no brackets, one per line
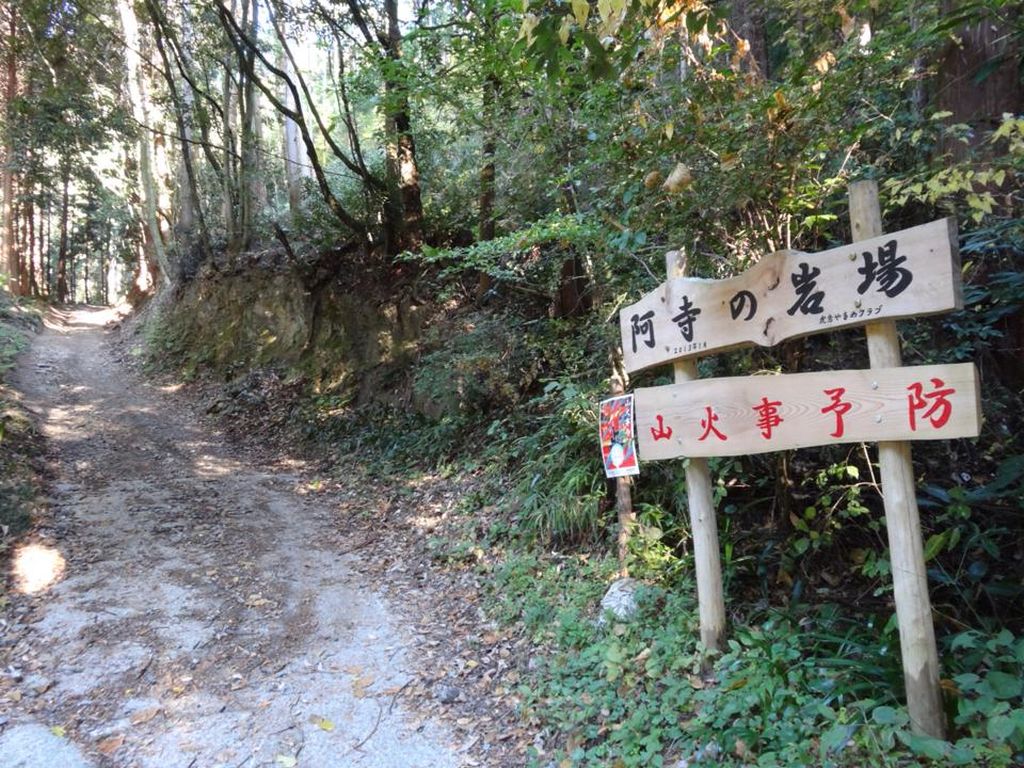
635,363,980,460
620,218,960,373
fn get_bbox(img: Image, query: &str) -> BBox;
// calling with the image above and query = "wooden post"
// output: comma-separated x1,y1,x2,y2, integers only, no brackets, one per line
666,249,726,655
848,180,946,738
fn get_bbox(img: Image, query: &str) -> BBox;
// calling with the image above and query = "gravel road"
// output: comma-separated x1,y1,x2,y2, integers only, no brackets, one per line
1,306,465,767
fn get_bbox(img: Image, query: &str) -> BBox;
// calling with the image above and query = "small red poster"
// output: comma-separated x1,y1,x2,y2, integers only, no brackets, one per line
599,395,640,478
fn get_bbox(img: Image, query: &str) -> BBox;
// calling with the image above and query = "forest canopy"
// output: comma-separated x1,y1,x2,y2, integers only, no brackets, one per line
1,0,1019,301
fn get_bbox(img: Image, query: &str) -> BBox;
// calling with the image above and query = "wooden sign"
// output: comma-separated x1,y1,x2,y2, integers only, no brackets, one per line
635,362,980,460
620,218,960,373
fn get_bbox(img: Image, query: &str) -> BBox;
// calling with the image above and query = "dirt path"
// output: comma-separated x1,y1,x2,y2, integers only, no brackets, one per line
1,307,466,767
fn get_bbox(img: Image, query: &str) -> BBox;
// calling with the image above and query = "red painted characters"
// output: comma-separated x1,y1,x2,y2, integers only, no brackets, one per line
907,378,956,431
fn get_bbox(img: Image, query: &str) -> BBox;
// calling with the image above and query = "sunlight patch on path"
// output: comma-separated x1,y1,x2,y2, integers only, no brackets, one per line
12,543,67,594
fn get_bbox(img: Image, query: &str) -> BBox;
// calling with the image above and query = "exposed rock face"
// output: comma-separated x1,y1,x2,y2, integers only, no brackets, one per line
156,266,428,399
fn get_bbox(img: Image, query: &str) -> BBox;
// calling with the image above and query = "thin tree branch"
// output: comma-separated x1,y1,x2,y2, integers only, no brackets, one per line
267,1,381,189
143,0,213,266
143,3,225,179
216,0,368,237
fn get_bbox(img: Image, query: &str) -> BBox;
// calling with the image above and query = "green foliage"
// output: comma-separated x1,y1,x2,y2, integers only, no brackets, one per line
518,588,703,767
0,293,43,539
122,0,1024,764
488,551,616,638
942,628,1024,765
934,220,1024,366
489,544,1024,768
882,112,1022,219
0,318,28,376
509,378,609,543
918,455,1024,617
0,292,42,373
486,554,1024,767
413,314,530,420
788,462,870,559
2,0,135,302
410,212,605,298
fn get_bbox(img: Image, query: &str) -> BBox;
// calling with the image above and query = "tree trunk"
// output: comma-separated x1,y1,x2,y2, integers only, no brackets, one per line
935,3,1024,159
16,181,28,294
475,73,499,301
238,0,260,249
176,71,196,239
27,193,37,296
118,0,170,288
280,45,306,220
83,248,90,304
56,165,70,303
221,9,240,249
729,0,769,80
102,219,110,305
145,0,213,279
2,5,18,292
218,3,368,239
43,200,50,296
383,0,424,253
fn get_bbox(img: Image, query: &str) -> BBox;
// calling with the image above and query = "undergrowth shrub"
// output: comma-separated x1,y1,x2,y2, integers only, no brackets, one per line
0,292,43,540
409,212,605,299
509,378,609,544
413,314,530,421
946,629,1024,760
488,555,1024,768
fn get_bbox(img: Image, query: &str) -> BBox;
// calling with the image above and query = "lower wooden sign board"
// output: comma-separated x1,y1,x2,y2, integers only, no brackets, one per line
635,363,980,460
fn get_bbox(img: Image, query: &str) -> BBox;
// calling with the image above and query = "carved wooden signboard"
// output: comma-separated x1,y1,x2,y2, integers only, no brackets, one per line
619,218,960,373
636,363,980,460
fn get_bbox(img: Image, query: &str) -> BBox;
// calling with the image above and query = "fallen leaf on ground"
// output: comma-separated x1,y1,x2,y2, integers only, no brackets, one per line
130,707,162,725
308,714,335,732
735,737,755,760
662,162,694,193
97,734,125,755
50,725,66,738
352,675,375,698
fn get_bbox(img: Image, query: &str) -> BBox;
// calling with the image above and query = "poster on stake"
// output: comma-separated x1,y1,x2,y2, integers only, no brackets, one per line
599,395,640,478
